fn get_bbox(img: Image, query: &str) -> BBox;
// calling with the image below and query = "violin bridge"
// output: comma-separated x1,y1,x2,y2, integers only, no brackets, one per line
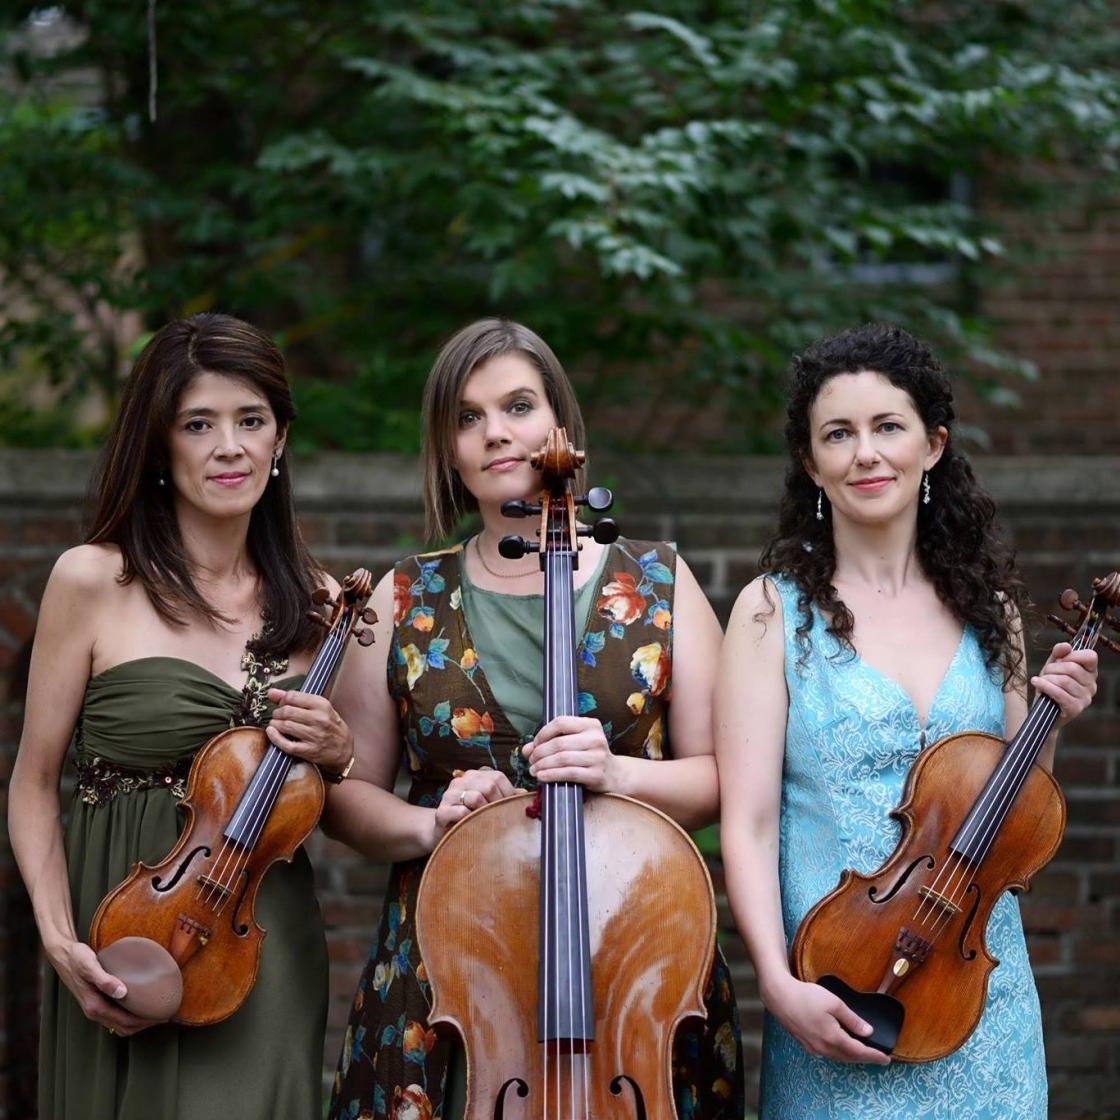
917,885,962,917
196,875,232,903
876,926,932,996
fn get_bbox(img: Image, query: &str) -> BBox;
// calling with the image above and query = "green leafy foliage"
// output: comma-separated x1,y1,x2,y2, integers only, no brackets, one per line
2,1,1118,449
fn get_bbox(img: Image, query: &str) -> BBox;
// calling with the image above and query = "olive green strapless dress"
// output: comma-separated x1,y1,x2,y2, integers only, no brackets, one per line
39,658,329,1120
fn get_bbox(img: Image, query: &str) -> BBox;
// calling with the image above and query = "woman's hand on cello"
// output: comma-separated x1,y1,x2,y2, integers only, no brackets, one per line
266,688,354,773
433,768,516,837
765,974,890,1066
523,716,620,793
1032,641,1098,725
51,940,158,1036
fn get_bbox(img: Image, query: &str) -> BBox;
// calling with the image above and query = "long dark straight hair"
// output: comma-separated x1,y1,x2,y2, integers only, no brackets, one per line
86,313,319,658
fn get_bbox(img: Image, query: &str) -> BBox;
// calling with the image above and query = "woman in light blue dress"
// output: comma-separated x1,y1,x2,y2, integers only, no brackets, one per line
716,324,1099,1118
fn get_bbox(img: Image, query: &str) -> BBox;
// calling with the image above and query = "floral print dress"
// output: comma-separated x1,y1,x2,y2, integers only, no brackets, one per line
329,539,742,1120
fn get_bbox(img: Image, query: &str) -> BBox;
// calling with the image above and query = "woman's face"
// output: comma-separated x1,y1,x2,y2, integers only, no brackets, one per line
453,353,559,508
166,371,284,522
805,370,946,527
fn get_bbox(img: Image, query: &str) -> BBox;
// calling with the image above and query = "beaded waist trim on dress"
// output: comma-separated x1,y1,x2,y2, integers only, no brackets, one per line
76,754,194,807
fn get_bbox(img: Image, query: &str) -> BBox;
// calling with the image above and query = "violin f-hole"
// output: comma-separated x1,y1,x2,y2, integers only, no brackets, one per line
867,854,935,905
492,1077,529,1120
152,846,211,892
609,1074,649,1120
956,882,982,961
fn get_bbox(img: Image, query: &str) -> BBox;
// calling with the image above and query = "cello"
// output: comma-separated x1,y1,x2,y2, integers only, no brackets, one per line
791,573,1119,1061
414,429,716,1120
89,569,375,1025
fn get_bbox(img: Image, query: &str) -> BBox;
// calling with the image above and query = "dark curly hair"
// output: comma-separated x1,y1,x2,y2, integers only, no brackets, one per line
759,322,1028,686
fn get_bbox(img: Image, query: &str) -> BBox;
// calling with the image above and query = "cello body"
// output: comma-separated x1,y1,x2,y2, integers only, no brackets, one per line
791,730,1064,1062
416,791,716,1118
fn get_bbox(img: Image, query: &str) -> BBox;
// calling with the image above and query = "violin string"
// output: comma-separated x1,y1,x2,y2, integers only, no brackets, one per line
543,527,554,1120
910,614,1097,942
204,626,344,915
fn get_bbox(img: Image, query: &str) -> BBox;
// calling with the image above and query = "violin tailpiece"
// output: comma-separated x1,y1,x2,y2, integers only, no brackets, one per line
875,926,932,996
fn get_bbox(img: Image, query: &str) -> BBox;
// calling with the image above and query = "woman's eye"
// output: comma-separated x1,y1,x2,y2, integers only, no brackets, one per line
184,419,209,433
825,428,848,441
458,410,479,428
508,399,533,415
242,415,266,430
879,421,901,433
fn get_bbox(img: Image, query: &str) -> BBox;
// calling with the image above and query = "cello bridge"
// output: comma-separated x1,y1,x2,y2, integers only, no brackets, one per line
917,885,961,917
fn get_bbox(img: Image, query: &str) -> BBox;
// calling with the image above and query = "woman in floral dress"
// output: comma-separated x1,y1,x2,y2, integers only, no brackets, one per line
325,318,743,1120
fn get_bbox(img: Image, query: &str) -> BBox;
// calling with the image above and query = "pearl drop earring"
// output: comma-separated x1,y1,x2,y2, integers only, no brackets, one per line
271,454,280,478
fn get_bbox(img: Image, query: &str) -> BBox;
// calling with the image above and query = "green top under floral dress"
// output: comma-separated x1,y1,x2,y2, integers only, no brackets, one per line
328,539,743,1120
39,653,328,1120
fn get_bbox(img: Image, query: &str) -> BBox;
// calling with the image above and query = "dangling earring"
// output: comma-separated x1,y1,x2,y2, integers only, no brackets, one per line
922,472,931,505
271,453,280,478
158,470,166,487
816,488,824,521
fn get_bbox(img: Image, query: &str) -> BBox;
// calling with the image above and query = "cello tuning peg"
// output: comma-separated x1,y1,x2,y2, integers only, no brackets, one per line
499,534,539,559
352,627,376,647
591,517,619,545
360,607,378,625
576,487,613,512
1046,614,1079,640
306,610,330,628
1101,635,1120,655
500,499,541,519
312,587,338,608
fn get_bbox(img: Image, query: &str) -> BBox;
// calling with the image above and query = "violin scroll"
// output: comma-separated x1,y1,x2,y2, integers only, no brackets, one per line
1047,571,1120,655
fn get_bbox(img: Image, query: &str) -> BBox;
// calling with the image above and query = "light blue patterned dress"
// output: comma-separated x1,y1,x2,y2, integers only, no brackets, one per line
760,574,1047,1119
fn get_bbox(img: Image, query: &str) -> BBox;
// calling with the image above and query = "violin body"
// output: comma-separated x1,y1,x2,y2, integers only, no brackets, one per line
791,729,1065,1062
416,790,716,1118
90,724,324,1025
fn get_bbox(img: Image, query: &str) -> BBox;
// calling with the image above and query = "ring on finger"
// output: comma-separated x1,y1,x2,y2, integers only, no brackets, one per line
458,790,468,806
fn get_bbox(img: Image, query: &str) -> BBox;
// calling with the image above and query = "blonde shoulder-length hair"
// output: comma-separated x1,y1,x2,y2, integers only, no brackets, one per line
422,318,587,542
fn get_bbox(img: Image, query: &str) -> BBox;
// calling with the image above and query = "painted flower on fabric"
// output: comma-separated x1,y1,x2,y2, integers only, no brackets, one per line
410,606,435,633
393,572,412,625
402,644,426,689
341,1024,354,1077
451,707,494,742
712,1077,732,1100
627,692,646,715
631,641,670,696
642,717,664,760
714,1021,738,1072
651,602,672,630
391,1084,433,1120
460,647,478,671
402,1020,437,1065
597,572,645,625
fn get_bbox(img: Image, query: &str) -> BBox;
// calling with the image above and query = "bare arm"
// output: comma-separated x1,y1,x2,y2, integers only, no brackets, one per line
322,569,514,861
716,578,887,1064
526,556,722,830
9,547,151,1034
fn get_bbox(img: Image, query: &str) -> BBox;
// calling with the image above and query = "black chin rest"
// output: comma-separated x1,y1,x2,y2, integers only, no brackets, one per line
816,975,904,1055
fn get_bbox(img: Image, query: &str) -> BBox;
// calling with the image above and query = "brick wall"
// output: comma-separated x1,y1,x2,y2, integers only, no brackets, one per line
2,450,1118,1118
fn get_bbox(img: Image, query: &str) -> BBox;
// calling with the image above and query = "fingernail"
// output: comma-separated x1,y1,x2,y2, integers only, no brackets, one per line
113,984,126,998
529,765,537,776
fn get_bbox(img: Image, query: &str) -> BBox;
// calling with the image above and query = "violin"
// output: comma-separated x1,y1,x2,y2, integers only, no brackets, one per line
89,569,375,1025
791,573,1120,1061
414,429,716,1119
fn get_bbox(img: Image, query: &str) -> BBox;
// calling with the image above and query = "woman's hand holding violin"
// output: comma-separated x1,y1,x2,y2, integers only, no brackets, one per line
1032,642,1098,725
50,940,157,1036
522,716,620,792
763,973,891,1066
266,688,354,774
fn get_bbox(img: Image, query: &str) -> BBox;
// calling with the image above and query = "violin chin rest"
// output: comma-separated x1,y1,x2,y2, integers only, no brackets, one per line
816,975,904,1055
97,936,184,1021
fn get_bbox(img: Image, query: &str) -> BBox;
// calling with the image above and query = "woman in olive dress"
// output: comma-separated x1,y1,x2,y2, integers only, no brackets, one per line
325,318,743,1120
10,314,355,1120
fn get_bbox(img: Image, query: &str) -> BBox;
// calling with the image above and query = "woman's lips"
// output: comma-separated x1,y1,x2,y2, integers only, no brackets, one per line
209,473,249,488
850,477,893,492
484,457,523,473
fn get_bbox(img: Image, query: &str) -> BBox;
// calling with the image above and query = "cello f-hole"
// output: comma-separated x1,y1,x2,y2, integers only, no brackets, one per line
493,1077,529,1120
152,846,211,892
609,1074,649,1120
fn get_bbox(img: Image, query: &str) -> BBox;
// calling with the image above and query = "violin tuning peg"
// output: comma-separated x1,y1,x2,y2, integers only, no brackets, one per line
1046,614,1079,641
1100,635,1120,656
306,610,330,628
360,607,378,625
1059,588,1086,614
312,588,338,608
352,627,375,647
